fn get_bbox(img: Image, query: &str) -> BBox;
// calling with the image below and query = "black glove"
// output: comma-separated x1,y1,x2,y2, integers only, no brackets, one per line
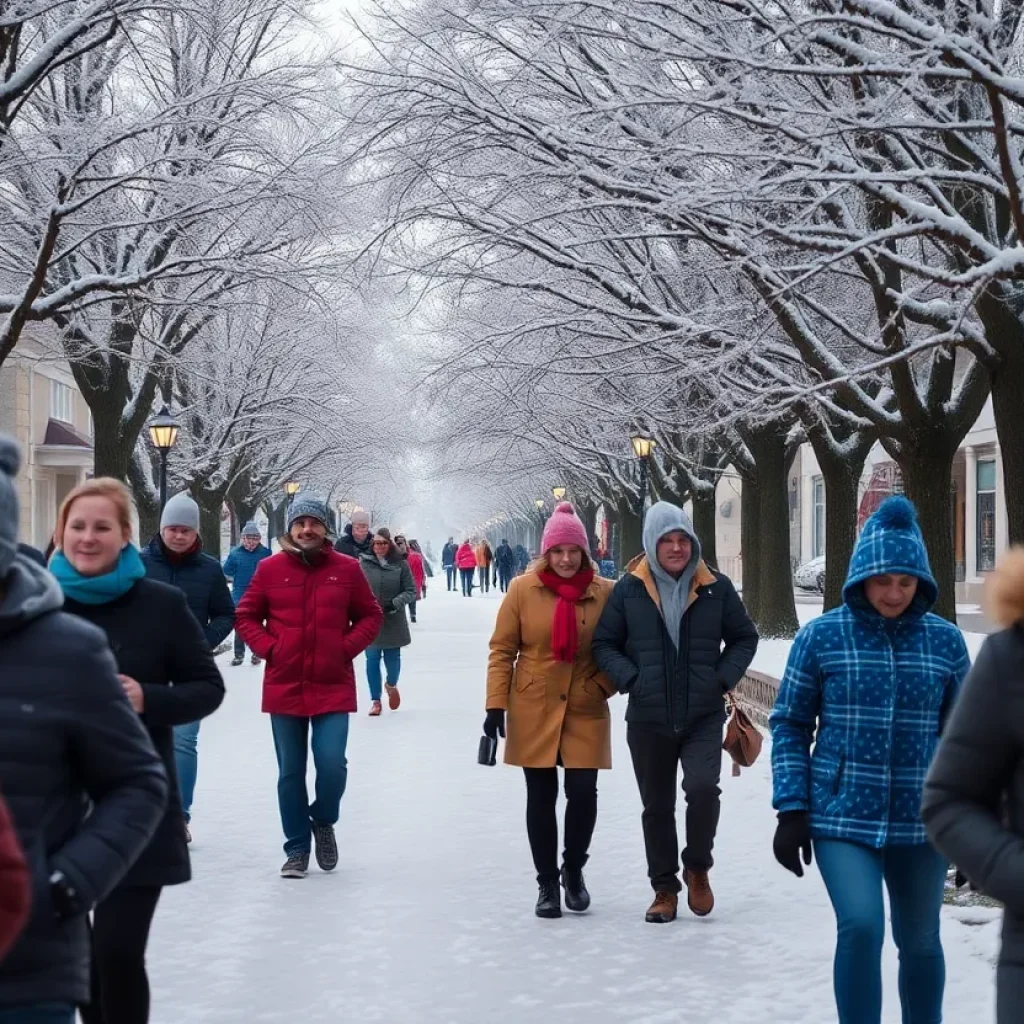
483,708,506,739
381,598,396,614
773,811,813,877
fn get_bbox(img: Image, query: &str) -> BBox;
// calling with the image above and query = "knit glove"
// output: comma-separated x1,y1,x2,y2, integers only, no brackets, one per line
381,598,396,614
483,709,506,740
773,811,812,877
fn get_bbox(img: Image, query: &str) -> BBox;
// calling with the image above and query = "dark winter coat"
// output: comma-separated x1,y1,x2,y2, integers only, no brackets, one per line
222,543,272,602
923,554,1024,1022
515,545,530,573
495,543,516,574
0,793,28,962
15,543,45,568
235,540,384,716
592,555,758,732
62,579,225,888
359,552,416,649
141,537,234,649
335,524,372,560
442,542,457,568
0,559,168,1008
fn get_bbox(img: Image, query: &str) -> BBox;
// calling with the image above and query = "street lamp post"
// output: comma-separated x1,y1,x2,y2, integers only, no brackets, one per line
552,486,566,502
147,406,180,512
630,434,656,517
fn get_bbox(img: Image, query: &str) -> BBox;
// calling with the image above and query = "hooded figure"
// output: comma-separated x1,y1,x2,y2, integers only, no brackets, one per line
771,496,971,1024
592,500,757,924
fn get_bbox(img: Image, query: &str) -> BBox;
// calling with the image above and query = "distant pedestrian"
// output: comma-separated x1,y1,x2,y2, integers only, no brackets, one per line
923,547,1024,1024
593,501,757,923
456,540,477,596
223,522,272,666
486,503,615,918
141,492,234,842
335,509,372,560
495,539,516,592
51,476,224,1024
442,537,458,591
772,497,969,1024
0,446,168,1024
476,540,494,593
514,544,529,576
235,492,383,878
360,530,417,715
0,792,28,963
396,535,427,623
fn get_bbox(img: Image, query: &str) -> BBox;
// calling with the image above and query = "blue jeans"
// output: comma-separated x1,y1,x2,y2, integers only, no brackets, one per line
815,840,948,1024
365,646,402,702
174,719,201,822
0,1005,75,1023
271,712,350,856
445,565,457,589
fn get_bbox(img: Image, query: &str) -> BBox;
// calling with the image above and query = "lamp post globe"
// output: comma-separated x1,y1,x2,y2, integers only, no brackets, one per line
552,486,567,502
147,405,180,512
630,433,656,517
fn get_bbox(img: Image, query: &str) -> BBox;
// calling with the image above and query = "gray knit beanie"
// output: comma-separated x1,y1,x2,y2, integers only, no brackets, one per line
0,435,21,578
287,491,330,532
160,492,200,532
241,521,261,538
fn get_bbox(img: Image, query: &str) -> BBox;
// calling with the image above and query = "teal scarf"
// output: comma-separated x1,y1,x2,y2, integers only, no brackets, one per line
50,546,147,605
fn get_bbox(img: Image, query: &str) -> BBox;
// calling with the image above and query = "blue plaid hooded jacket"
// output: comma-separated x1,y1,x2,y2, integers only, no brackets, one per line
771,497,971,847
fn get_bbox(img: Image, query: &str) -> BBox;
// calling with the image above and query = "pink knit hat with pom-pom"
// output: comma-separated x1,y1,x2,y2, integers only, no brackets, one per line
541,502,590,554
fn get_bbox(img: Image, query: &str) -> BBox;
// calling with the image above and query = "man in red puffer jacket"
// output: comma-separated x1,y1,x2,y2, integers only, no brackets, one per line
236,492,383,880
0,792,28,962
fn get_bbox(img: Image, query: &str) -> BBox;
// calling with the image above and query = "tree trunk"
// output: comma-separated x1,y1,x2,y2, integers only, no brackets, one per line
738,468,761,625
617,497,643,566
990,355,1024,546
198,497,223,559
692,485,717,568
742,428,800,638
894,445,958,623
818,459,861,613
578,500,599,555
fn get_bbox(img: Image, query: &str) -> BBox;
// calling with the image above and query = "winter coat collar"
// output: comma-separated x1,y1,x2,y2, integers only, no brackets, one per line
279,535,333,566
626,554,716,611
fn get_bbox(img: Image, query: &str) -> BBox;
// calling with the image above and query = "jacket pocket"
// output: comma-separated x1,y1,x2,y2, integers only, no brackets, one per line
514,671,538,694
809,753,844,815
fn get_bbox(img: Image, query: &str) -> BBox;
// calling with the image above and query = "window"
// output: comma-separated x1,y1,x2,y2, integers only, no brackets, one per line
50,379,73,424
812,476,826,559
977,459,997,573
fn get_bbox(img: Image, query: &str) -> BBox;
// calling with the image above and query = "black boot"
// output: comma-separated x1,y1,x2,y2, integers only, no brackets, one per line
535,879,562,919
561,866,591,913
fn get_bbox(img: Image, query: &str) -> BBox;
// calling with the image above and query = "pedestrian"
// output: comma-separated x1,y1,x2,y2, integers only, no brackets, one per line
48,477,224,1024
442,536,458,591
360,529,417,716
514,543,529,576
396,535,427,623
923,547,1024,1023
771,496,969,1024
486,503,615,919
140,492,234,843
0,443,168,1024
222,522,272,666
235,492,383,878
476,539,494,593
592,500,758,922
0,792,28,964
456,540,477,596
494,538,516,593
335,509,372,560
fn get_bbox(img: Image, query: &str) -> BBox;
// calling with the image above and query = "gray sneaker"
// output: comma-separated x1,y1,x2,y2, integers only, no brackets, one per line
280,852,310,879
312,821,338,872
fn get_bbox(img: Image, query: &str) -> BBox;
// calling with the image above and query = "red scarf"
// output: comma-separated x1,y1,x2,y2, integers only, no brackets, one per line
538,568,595,663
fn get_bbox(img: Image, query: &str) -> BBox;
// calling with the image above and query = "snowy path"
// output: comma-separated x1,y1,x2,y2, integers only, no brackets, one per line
149,589,998,1024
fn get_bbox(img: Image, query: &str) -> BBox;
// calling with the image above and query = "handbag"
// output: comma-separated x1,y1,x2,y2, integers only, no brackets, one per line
722,695,763,776
477,734,498,766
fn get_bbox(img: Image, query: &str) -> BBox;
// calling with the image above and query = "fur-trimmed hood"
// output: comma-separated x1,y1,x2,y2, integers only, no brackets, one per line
984,547,1024,629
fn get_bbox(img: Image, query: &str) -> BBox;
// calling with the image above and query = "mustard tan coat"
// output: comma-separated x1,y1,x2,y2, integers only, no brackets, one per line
486,572,615,768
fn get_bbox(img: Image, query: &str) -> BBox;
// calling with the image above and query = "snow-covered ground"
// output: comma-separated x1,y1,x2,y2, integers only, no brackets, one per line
148,588,999,1023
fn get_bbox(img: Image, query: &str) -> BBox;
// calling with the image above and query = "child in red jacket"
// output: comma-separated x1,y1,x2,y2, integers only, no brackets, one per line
0,792,29,961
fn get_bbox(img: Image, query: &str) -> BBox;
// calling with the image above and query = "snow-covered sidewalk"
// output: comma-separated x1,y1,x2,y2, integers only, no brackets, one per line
148,589,998,1023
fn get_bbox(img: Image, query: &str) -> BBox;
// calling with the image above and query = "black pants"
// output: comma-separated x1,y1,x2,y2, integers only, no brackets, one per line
409,600,417,622
498,568,512,592
523,767,598,883
80,885,162,1024
478,566,490,592
627,716,724,892
460,568,474,595
445,565,457,590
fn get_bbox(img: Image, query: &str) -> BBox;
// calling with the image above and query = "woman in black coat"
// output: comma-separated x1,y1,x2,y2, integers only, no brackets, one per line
923,548,1024,1023
49,479,225,1024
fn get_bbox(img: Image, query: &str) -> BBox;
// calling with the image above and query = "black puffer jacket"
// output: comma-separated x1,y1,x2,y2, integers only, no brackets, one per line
335,524,372,560
923,619,1024,1023
141,536,234,649
0,558,167,1007
592,556,758,732
63,579,225,888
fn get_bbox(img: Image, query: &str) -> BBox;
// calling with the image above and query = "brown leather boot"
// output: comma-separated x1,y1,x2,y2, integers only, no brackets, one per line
645,890,678,924
683,869,714,917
